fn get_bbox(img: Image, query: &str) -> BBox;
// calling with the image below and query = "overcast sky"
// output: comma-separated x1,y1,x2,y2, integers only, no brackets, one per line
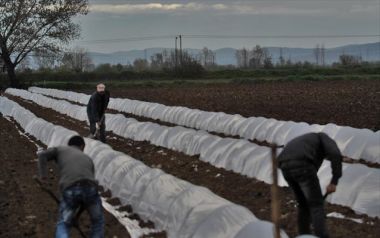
71,0,380,52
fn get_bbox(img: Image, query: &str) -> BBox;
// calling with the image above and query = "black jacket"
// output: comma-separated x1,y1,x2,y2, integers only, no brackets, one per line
86,91,110,123
278,132,342,185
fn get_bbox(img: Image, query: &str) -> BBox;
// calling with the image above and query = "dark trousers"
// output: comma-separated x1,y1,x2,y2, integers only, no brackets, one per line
280,161,329,238
89,116,106,143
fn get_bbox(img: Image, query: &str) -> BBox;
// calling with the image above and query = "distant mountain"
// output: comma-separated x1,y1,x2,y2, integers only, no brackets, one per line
88,42,380,66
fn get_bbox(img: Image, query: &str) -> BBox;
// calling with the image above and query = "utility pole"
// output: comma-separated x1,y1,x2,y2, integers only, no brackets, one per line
321,44,325,66
279,48,284,67
179,34,182,66
175,36,178,67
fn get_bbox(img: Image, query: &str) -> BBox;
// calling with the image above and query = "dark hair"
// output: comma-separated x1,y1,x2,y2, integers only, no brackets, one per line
68,135,85,147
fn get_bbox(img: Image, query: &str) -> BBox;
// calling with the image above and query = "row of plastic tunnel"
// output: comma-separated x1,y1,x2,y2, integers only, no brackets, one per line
5,88,380,218
0,95,292,238
28,86,380,163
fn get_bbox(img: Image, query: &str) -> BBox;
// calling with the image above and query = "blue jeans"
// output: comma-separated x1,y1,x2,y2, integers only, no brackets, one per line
56,184,104,238
280,161,329,238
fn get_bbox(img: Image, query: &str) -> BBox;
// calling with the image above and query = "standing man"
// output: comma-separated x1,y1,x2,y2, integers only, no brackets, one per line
278,132,342,238
38,135,104,238
87,83,110,143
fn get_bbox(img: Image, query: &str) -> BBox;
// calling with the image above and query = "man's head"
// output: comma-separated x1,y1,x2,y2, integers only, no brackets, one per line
96,83,106,95
68,135,85,151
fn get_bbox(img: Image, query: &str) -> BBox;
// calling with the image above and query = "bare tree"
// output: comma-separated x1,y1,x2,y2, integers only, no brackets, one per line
61,47,92,72
0,0,89,87
321,44,326,66
278,48,285,67
285,58,293,66
339,54,362,66
235,48,249,68
150,53,164,70
314,44,320,65
34,49,59,70
249,45,269,69
197,47,215,68
174,50,204,77
133,58,149,72
263,55,273,69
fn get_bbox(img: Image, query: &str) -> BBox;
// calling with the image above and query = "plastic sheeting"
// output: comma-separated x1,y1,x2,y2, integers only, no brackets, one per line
6,88,284,184
0,96,288,238
6,89,380,218
28,87,380,163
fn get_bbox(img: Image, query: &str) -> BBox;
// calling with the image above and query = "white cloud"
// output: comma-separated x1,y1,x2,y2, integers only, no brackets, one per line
89,2,378,16
90,3,183,13
211,4,228,11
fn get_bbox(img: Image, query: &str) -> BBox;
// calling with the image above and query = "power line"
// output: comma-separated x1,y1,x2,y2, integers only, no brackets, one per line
75,34,380,45
183,34,380,39
77,35,175,44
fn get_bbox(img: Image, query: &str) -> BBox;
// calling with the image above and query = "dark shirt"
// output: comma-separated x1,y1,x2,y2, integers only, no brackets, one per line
86,91,110,122
278,132,342,185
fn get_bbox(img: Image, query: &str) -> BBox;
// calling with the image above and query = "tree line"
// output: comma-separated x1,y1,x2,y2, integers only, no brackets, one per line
10,44,375,76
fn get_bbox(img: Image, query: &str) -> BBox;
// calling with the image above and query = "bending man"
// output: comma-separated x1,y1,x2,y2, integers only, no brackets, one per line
38,135,104,238
278,132,342,238
87,83,110,143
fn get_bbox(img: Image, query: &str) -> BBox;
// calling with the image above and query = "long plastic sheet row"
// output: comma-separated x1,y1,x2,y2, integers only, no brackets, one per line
0,96,289,238
7,88,284,185
28,87,380,163
6,89,380,217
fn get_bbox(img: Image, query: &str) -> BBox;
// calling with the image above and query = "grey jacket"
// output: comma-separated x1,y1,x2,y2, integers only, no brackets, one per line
38,146,97,192
278,132,342,185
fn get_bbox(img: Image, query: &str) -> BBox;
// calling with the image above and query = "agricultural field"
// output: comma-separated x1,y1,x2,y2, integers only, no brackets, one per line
98,79,380,130
1,78,379,238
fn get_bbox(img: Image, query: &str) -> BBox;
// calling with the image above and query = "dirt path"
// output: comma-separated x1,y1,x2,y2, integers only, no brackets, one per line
5,95,380,238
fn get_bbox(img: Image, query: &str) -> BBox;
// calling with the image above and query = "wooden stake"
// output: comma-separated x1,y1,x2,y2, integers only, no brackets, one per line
271,144,281,238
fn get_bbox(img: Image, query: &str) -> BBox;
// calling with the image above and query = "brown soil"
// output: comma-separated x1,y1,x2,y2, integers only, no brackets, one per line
4,94,379,238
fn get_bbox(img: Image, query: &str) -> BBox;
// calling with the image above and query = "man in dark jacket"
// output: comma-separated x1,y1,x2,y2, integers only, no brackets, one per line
38,135,104,238
278,132,342,238
87,83,110,143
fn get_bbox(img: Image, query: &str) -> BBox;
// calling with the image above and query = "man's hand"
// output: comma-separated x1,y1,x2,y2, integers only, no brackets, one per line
96,122,100,130
326,183,337,195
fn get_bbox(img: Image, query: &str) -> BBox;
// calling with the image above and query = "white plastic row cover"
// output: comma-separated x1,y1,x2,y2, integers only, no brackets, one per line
28,87,380,163
7,88,284,185
0,96,288,238
7,89,380,218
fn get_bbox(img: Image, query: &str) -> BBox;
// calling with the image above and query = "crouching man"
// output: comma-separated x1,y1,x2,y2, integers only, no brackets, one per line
87,83,110,143
38,135,104,238
278,132,342,238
